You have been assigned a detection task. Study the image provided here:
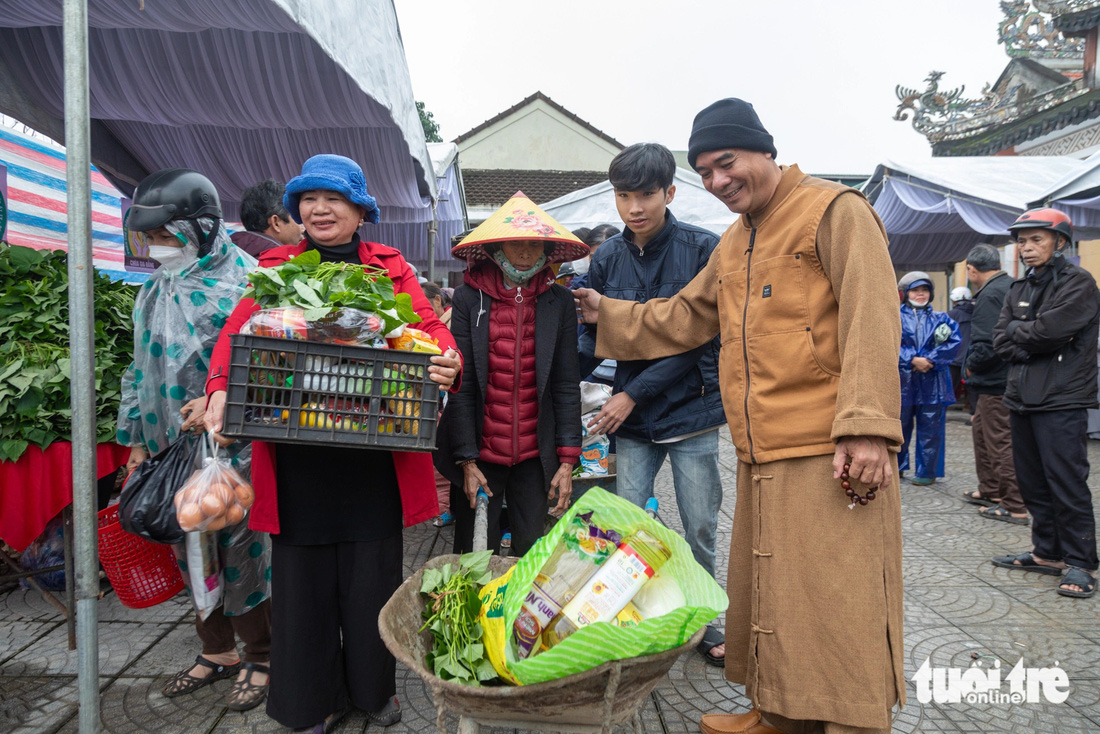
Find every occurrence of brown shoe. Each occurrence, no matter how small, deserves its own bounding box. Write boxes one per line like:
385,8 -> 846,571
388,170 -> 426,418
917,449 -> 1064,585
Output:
700,709 -> 783,734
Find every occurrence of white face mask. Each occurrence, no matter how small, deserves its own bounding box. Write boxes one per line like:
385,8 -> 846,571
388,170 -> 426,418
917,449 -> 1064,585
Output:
907,299 -> 929,309
570,256 -> 591,275
148,245 -> 194,268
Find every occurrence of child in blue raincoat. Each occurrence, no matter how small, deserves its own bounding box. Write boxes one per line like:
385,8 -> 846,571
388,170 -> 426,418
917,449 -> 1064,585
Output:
898,272 -> 961,485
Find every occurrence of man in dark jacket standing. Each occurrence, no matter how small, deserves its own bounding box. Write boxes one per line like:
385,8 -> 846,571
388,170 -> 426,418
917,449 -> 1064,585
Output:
962,245 -> 1028,524
992,209 -> 1100,598
580,143 -> 727,664
947,286 -> 974,411
230,179 -> 303,258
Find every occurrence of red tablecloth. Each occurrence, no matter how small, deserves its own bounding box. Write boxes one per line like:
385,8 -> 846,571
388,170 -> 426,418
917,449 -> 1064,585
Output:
0,442 -> 131,551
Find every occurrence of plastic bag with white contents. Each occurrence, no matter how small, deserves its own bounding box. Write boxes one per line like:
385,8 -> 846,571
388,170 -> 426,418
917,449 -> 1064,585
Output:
184,531 -> 223,620
174,435 -> 255,533
580,382 -> 612,415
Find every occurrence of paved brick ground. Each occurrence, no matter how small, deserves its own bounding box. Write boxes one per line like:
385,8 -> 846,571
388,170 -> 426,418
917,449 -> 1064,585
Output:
3,413 -> 1099,732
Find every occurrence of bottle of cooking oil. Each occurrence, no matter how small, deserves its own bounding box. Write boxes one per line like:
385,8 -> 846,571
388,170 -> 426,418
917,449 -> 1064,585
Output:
545,529 -> 671,646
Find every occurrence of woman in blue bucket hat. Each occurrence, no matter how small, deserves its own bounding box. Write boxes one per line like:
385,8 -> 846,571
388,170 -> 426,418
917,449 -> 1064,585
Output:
205,154 -> 462,732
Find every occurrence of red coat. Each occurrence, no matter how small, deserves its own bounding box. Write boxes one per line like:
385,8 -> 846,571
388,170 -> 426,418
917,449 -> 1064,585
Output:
206,240 -> 458,534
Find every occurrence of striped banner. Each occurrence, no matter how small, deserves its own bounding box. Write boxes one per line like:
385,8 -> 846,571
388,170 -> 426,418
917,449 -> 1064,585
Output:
0,121 -> 143,282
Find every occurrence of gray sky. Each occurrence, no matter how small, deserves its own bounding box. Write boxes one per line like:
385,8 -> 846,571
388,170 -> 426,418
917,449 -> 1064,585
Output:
394,0 -> 1012,174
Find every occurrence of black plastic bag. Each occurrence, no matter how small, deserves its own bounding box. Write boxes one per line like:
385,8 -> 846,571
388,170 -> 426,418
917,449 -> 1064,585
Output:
117,434 -> 197,544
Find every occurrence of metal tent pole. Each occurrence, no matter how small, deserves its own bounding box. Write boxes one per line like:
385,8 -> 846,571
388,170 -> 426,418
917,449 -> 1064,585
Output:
427,201 -> 438,284
62,0 -> 100,730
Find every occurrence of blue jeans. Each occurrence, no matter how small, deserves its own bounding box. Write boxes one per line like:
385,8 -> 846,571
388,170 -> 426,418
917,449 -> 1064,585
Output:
614,430 -> 722,578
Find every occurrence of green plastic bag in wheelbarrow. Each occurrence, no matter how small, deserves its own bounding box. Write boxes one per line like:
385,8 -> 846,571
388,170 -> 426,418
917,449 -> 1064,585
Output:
500,486 -> 728,685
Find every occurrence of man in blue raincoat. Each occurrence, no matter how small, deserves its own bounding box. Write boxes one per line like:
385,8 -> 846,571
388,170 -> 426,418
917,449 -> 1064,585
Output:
898,272 -> 961,485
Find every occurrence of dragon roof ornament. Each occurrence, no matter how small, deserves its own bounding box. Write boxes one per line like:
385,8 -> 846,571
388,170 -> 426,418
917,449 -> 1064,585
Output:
1000,1 -> 1085,58
894,2 -> 1097,143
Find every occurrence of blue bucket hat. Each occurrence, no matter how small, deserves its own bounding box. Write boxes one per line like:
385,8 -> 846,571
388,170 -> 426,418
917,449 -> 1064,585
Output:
283,154 -> 381,225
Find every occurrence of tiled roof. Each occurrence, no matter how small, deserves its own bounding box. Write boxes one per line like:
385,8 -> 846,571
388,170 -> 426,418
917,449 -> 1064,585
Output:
462,169 -> 607,206
1056,6 -> 1100,34
933,87 -> 1100,156
453,91 -> 624,150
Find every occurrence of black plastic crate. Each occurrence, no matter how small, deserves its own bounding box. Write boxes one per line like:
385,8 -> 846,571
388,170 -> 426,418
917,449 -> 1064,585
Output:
222,334 -> 440,451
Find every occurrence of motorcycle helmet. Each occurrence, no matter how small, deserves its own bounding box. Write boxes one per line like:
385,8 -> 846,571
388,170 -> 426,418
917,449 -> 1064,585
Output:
1007,208 -> 1073,242
127,169 -> 223,255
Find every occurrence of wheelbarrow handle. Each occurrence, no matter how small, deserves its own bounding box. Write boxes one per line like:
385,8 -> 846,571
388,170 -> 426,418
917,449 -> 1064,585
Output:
472,488 -> 490,553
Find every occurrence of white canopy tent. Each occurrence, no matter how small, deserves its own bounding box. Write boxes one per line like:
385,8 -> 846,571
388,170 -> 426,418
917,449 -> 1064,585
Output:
1029,149 -> 1100,232
380,141 -> 466,279
864,156 -> 1088,270
0,0 -> 436,223
541,167 -> 738,236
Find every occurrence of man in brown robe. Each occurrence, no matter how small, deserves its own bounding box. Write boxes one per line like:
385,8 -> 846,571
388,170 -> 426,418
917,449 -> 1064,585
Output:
575,98 -> 905,734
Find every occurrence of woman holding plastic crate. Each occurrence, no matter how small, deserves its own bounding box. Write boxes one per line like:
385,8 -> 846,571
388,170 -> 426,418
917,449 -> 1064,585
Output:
203,155 -> 461,733
434,192 -> 586,558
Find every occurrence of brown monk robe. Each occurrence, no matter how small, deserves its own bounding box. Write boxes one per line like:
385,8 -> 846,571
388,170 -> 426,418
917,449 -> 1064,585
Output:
592,164 -> 904,732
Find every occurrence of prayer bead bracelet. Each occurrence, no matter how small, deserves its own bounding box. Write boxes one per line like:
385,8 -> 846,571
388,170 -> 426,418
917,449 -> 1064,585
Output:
841,461 -> 877,508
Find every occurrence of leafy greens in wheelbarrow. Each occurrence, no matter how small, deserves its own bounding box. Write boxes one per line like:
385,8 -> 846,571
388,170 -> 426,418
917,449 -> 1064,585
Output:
243,250 -> 421,335
419,550 -> 499,686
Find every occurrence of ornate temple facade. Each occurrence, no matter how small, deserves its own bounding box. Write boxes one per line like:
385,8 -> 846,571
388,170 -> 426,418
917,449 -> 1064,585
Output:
896,1 -> 1100,157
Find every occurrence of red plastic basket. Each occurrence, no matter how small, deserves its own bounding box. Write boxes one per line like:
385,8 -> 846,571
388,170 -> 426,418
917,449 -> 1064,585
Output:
97,505 -> 184,609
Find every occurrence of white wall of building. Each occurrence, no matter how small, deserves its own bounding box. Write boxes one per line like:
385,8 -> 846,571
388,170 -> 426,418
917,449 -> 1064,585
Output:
457,98 -> 621,171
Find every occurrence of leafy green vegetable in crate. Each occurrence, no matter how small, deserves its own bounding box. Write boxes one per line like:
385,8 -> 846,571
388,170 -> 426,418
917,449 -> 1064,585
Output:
0,245 -> 137,462
419,550 -> 499,685
243,250 -> 421,335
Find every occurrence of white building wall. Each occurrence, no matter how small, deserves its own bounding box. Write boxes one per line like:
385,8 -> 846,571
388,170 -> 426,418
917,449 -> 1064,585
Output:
457,99 -> 620,171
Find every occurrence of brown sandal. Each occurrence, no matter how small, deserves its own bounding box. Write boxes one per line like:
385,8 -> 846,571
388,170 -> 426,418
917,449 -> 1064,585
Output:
226,661 -> 270,711
162,655 -> 241,697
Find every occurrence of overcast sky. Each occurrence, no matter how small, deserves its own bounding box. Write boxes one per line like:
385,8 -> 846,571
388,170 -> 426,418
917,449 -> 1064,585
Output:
394,0 -> 1013,174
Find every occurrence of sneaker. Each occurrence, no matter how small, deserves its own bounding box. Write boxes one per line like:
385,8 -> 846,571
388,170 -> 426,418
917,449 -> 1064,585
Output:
432,512 -> 454,527
500,532 -> 512,550
366,697 -> 402,727
910,476 -> 935,486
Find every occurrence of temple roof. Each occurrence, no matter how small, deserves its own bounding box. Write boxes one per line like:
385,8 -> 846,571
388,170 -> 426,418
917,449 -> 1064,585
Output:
1055,2 -> 1100,34
893,1 -> 1099,152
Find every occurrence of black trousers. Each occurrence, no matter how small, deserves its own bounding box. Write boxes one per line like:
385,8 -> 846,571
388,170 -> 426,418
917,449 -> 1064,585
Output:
266,535 -> 402,729
452,457 -> 546,556
1011,409 -> 1098,571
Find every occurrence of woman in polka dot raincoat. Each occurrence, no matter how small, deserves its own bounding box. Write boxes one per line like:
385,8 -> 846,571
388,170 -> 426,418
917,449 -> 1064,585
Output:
116,169 -> 272,712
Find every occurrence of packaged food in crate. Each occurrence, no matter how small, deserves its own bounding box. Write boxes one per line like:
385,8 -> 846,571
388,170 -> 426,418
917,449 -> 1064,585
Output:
222,334 -> 440,451
244,307 -> 386,347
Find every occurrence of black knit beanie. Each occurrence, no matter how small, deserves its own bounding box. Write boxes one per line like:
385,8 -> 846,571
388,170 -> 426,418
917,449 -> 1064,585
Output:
687,98 -> 777,169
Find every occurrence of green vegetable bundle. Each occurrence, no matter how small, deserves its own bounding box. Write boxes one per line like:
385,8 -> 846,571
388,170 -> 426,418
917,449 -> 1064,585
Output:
0,244 -> 137,462
243,250 -> 421,335
419,550 -> 498,685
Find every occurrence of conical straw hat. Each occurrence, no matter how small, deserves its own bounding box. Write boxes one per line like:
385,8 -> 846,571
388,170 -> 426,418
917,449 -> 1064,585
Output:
452,191 -> 589,264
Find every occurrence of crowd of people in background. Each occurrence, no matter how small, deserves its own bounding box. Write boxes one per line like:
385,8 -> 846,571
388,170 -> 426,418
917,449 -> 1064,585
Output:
111,96 -> 1100,734
888,209 -> 1099,602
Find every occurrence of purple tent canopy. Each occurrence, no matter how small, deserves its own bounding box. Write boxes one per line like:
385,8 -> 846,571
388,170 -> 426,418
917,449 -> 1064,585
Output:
865,157 -> 1086,270
0,0 -> 436,225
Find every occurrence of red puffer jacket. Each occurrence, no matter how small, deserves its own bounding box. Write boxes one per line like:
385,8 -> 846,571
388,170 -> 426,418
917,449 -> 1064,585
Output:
471,265 -> 542,465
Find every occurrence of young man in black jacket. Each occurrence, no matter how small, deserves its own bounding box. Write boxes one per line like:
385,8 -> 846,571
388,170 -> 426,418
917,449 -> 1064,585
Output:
963,244 -> 1028,524
579,143 -> 727,662
991,210 -> 1100,598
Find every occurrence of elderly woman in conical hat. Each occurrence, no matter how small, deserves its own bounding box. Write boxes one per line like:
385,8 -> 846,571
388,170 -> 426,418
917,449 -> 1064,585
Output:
434,192 -> 589,556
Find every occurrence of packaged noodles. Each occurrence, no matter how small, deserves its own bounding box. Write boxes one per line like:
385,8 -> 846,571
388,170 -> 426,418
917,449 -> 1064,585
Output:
511,513 -> 619,659
544,529 -> 671,646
